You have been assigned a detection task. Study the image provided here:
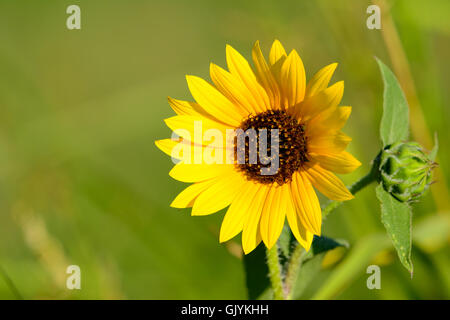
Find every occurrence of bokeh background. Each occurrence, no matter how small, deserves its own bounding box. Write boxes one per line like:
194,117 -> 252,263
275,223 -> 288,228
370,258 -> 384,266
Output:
0,0 -> 449,299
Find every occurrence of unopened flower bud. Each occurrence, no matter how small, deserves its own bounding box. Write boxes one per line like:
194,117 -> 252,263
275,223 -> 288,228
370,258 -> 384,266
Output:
379,141 -> 436,202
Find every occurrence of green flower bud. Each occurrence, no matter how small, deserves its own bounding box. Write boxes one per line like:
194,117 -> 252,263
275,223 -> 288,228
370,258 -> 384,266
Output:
379,141 -> 436,202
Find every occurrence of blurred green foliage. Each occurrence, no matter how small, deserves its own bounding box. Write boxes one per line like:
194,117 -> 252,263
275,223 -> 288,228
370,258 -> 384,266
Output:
0,0 -> 448,299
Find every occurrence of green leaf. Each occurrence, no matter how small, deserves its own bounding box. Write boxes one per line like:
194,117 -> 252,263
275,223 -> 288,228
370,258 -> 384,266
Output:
376,58 -> 410,146
291,236 -> 348,299
243,243 -> 270,300
306,236 -> 349,259
430,133 -> 439,161
291,252 -> 324,299
376,184 -> 413,274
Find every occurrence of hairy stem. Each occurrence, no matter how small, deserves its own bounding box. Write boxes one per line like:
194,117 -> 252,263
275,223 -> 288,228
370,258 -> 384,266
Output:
266,244 -> 285,300
284,245 -> 306,300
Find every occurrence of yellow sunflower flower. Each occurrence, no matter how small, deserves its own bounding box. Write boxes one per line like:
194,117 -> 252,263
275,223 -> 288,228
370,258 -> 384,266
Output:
156,40 -> 361,254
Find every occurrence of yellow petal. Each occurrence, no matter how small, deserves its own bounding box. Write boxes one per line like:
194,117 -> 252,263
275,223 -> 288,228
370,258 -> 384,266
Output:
155,138 -> 230,165
293,81 -> 344,121
186,75 -> 245,126
169,163 -> 232,183
304,164 -> 354,201
161,128 -> 231,166
305,63 -> 338,98
269,39 -> 287,66
226,45 -> 270,112
220,181 -> 262,242
280,49 -> 306,108
260,185 -> 286,249
210,63 -> 261,115
284,183 -> 314,251
167,97 -> 211,119
164,115 -> 229,145
242,184 -> 271,254
252,40 -> 281,109
290,171 -> 322,235
308,131 -> 352,154
268,40 -> 287,98
310,151 -> 361,174
171,179 -> 217,208
307,106 -> 352,137
155,138 -> 181,159
192,170 -> 245,216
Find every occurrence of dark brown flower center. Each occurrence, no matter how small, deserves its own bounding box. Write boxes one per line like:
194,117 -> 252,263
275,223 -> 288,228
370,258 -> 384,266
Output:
235,109 -> 308,185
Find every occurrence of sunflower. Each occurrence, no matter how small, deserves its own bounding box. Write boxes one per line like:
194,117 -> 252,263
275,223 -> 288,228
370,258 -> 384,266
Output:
156,40 -> 361,254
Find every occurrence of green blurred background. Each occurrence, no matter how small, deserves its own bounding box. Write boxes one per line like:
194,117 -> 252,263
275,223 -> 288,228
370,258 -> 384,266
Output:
0,0 -> 449,299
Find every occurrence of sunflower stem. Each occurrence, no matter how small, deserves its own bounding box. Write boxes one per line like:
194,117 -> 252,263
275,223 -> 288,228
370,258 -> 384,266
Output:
284,245 -> 307,300
266,244 -> 285,300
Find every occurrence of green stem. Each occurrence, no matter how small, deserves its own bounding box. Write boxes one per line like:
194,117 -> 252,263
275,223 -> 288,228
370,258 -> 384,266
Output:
266,244 -> 285,300
284,245 -> 306,300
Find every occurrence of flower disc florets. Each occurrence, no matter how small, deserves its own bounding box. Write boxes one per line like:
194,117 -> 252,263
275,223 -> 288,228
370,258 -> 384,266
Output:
236,109 -> 308,185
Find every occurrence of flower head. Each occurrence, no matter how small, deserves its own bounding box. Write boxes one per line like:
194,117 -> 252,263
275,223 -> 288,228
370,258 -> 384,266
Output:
156,40 -> 361,254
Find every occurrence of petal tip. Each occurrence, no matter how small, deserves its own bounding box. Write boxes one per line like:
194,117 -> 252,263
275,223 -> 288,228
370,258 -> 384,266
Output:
169,202 -> 177,208
168,166 -> 178,179
253,40 -> 261,49
266,239 -> 276,251
170,198 -> 182,208
154,139 -> 165,150
219,227 -> 234,243
185,74 -> 197,83
225,44 -> 236,55
334,80 -> 344,89
288,49 -> 300,58
242,246 -> 254,255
